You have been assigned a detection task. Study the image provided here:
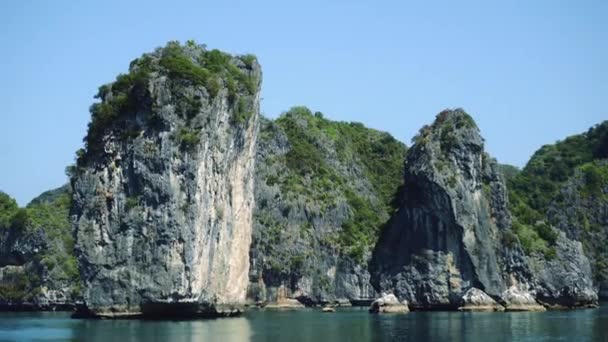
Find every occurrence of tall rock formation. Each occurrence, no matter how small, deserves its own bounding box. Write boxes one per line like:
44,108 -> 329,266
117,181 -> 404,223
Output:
540,162 -> 608,302
508,121 -> 607,302
71,41 -> 261,317
5,39 -> 601,313
371,109 -> 597,309
248,108 -> 407,305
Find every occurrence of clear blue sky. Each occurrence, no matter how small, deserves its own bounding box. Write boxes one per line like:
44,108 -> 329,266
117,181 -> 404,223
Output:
1,0 -> 606,205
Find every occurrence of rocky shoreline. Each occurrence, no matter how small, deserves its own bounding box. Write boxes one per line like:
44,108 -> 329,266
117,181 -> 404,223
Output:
0,296 -> 601,318
0,303 -> 76,312
69,303 -> 244,319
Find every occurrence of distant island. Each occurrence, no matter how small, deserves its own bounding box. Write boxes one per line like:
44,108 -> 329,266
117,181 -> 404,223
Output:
0,41 -> 606,317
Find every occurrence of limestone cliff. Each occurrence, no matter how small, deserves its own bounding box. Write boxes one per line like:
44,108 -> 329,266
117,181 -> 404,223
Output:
370,109 -> 597,309
0,186 -> 79,309
248,108 -> 407,305
543,161 -> 608,302
5,39 -> 602,313
508,122 -> 607,302
71,41 -> 261,317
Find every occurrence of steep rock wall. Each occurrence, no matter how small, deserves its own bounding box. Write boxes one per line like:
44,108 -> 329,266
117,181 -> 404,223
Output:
248,109 -> 407,305
371,109 -> 597,309
72,42 -> 261,317
371,109 -> 517,308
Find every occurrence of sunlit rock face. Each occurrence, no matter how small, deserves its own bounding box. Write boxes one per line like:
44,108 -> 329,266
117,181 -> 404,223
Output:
72,42 -> 261,317
458,287 -> 504,312
246,109 -> 407,306
371,109 -> 597,310
371,109 -> 517,309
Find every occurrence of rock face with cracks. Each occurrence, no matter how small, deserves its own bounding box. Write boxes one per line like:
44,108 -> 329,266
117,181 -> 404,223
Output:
247,108 -> 407,306
371,109 -> 597,310
371,109 -> 523,309
71,42 -> 261,318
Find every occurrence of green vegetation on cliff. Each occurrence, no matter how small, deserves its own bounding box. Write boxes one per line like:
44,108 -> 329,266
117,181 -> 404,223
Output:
26,186 -> 79,286
509,121 -> 607,213
276,107 -> 405,214
412,109 -> 477,150
507,121 -> 608,276
0,192 -> 21,230
80,40 -> 258,162
580,162 -> 608,197
0,186 -> 79,302
262,107 -> 407,261
499,164 -> 520,181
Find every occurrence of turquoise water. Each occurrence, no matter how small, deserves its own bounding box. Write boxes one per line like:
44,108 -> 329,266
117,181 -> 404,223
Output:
0,305 -> 606,342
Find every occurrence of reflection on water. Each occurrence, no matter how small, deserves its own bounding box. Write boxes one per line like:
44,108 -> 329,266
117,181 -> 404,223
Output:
70,316 -> 252,342
0,314 -> 252,342
367,309 -> 608,342
0,305 -> 606,342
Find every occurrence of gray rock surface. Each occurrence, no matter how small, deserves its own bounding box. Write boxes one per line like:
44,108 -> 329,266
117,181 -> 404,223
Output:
369,293 -> 409,313
262,285 -> 305,309
72,42 -> 261,318
529,230 -> 598,308
370,109 -> 598,310
545,162 -> 608,302
458,287 -> 504,311
371,109 -> 524,309
505,123 -> 607,302
502,286 -> 545,312
247,109 -> 407,306
0,226 -> 46,268
0,227 -> 48,308
321,305 -> 336,312
0,186 -> 78,310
